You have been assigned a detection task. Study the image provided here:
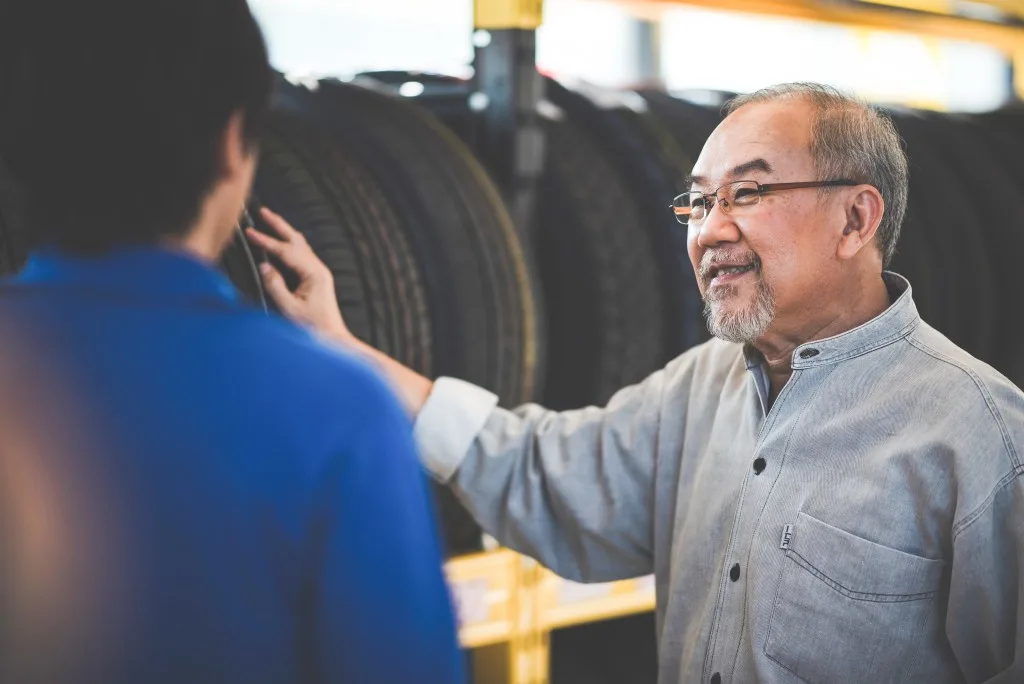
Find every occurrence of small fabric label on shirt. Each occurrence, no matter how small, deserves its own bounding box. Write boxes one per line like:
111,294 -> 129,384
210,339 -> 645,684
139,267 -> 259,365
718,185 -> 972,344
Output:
780,524 -> 794,550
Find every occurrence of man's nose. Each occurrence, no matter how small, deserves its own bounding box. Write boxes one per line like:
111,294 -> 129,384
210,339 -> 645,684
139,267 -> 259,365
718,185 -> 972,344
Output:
695,201 -> 741,248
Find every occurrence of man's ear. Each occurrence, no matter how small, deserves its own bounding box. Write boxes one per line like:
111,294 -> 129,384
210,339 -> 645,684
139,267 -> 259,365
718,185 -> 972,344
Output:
837,185 -> 885,262
216,110 -> 249,179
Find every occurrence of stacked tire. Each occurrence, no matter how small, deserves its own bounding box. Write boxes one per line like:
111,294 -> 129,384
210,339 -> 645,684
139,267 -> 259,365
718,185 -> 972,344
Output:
304,79 -> 540,407
365,74 -> 704,410
252,110 -> 435,375
252,79 -> 543,556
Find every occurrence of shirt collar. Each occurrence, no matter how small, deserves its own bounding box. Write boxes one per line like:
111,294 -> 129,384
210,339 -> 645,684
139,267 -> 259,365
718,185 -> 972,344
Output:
743,272 -> 919,370
11,246 -> 239,306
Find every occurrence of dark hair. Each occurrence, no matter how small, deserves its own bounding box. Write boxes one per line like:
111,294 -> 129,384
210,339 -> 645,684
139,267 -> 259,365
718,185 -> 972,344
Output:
0,0 -> 271,253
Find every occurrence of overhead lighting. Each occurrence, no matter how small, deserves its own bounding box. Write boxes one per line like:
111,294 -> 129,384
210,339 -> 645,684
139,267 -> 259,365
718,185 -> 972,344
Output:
399,81 -> 426,97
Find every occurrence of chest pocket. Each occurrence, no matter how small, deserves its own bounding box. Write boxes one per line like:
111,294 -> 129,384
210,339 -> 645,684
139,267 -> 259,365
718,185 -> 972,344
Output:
764,511 -> 944,684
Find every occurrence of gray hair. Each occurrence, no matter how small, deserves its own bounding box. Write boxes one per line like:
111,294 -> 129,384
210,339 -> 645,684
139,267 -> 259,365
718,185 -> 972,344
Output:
724,83 -> 908,268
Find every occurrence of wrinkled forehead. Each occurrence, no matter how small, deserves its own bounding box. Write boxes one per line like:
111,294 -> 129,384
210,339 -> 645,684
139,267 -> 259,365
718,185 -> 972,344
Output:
689,100 -> 817,189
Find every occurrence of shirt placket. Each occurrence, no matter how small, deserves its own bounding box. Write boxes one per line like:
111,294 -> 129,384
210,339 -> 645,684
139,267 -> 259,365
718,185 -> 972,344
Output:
702,366 -> 798,684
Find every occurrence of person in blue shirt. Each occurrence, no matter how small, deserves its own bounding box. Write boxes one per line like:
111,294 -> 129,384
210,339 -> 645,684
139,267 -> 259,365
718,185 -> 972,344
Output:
0,2 -> 464,683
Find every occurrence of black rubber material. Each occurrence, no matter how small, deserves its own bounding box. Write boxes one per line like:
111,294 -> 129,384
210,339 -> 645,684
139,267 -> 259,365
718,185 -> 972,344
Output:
219,227 -> 267,310
254,123 -> 373,345
264,93 -> 512,557
257,111 -> 433,372
639,90 -> 722,162
253,112 -> 491,556
281,77 -> 540,554
374,75 -> 669,410
910,113 -> 997,360
948,111 -> 1024,386
537,111 -> 666,409
886,197 -> 937,331
545,80 -> 704,358
275,78 -> 539,409
0,156 -> 26,276
353,70 -> 550,391
889,111 -> 995,361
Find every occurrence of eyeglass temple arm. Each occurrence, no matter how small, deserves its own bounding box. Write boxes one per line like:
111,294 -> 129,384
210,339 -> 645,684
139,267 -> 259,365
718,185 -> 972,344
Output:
759,179 -> 858,192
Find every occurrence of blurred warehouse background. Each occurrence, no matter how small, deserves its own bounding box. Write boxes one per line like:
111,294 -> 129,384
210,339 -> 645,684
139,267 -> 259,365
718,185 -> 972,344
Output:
1,1 -> 1023,682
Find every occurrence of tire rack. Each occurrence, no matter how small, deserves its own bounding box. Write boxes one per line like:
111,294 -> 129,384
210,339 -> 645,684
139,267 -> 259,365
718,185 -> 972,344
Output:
444,549 -> 657,684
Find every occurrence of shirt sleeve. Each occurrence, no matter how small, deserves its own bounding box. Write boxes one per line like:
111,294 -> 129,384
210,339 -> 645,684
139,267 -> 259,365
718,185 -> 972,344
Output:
414,369 -> 670,584
310,370 -> 465,684
945,471 -> 1024,683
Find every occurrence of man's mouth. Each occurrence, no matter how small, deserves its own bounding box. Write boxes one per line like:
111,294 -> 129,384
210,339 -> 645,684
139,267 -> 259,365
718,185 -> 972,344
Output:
706,262 -> 756,288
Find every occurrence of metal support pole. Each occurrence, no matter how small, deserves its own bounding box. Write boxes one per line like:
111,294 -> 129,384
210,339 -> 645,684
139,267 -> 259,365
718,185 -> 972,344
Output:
1013,44 -> 1024,100
472,0 -> 546,237
634,18 -> 664,86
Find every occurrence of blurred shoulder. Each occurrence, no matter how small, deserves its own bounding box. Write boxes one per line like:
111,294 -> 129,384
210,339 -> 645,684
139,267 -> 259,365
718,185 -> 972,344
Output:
235,312 -> 404,417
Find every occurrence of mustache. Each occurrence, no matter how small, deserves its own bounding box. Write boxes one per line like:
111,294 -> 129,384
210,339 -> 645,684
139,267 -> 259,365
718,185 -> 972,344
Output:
699,251 -> 762,284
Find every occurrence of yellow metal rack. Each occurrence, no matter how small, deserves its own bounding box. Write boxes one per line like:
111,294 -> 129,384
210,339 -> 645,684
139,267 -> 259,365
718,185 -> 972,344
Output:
620,0 -> 1024,52
472,0 -> 1024,100
444,550 -> 657,684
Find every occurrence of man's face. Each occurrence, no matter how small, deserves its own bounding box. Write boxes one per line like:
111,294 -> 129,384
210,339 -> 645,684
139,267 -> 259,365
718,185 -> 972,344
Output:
687,99 -> 845,345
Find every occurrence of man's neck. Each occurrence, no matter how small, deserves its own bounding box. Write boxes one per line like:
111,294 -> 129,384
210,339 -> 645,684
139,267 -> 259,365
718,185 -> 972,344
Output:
162,220 -> 233,264
756,274 -> 892,402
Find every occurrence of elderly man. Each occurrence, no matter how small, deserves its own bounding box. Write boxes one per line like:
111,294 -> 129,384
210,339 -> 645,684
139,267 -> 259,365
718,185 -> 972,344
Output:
251,83 -> 1024,683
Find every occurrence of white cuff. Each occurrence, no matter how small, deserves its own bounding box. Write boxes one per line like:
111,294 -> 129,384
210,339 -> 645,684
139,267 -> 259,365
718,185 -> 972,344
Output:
414,377 -> 499,482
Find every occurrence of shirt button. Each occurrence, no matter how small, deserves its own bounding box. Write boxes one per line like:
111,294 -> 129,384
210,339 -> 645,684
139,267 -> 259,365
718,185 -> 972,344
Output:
730,563 -> 741,582
711,674 -> 722,684
753,457 -> 766,474
799,348 -> 820,359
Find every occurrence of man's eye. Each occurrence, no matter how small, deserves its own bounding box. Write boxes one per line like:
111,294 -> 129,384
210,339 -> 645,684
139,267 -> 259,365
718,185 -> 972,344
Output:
733,188 -> 759,203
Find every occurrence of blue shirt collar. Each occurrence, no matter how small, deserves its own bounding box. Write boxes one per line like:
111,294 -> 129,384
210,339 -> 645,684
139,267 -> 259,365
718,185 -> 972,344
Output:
12,246 -> 239,306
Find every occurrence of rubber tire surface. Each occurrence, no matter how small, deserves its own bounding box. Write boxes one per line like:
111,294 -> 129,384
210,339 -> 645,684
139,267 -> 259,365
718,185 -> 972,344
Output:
546,80 -> 704,357
919,112 -> 1022,378
0,156 -> 27,276
639,90 -> 721,162
256,111 -> 433,372
282,78 -> 539,408
890,111 -> 994,360
965,109 -> 1024,387
537,113 -> 665,409
255,108 -> 488,555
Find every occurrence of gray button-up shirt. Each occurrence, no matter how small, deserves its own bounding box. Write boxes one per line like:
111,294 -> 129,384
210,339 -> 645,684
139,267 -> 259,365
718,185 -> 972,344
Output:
414,274 -> 1024,683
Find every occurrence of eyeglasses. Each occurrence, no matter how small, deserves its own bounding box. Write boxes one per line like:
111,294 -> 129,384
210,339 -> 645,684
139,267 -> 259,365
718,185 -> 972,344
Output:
671,179 -> 858,225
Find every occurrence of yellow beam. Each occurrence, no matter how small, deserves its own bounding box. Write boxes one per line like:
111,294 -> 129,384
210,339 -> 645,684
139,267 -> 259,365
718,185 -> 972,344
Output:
619,0 -> 1024,53
871,0 -> 953,12
977,1 -> 1024,20
866,0 -> 1024,18
474,0 -> 545,29
1015,44 -> 1024,98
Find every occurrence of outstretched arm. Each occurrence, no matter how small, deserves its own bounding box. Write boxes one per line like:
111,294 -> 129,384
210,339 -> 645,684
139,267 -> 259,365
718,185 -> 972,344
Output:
250,208 -> 666,581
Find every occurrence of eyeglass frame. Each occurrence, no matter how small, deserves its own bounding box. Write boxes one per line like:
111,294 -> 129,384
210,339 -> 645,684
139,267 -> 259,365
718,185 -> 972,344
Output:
671,179 -> 860,225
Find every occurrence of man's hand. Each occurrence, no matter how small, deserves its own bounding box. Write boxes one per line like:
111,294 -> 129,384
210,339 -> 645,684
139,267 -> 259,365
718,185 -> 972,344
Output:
245,207 -> 352,343
247,207 -> 434,415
